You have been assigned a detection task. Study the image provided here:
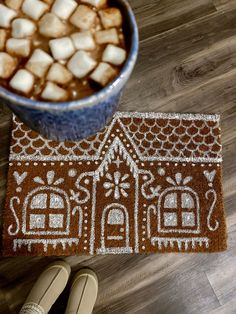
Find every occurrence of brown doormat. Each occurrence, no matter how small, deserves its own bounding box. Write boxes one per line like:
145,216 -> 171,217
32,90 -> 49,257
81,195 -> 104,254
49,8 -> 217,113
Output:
3,112 -> 227,256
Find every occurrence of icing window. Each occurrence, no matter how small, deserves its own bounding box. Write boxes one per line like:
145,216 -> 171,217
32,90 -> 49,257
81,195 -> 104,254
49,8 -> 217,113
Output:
164,193 -> 177,208
30,193 -> 47,209
107,209 -> 124,225
49,193 -> 64,209
181,193 -> 194,209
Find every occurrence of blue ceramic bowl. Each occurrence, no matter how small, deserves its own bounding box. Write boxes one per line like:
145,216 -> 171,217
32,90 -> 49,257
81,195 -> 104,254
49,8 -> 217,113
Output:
0,0 -> 139,141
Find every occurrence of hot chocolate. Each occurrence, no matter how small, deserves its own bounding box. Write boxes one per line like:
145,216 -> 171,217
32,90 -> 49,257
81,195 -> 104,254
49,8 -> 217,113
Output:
0,0 -> 127,101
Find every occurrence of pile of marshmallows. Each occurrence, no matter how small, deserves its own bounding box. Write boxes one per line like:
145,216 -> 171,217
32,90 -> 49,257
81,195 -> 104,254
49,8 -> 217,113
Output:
0,0 -> 127,101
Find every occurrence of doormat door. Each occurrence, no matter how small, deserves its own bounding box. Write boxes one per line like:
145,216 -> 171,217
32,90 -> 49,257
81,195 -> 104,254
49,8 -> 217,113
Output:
3,112 -> 227,256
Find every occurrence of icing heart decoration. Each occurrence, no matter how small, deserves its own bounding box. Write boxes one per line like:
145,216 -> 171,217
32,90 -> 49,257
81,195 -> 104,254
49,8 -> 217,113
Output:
203,170 -> 216,183
13,171 -> 27,185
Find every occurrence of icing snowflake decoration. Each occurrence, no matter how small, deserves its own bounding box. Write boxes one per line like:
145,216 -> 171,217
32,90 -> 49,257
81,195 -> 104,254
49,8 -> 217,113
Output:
103,172 -> 130,199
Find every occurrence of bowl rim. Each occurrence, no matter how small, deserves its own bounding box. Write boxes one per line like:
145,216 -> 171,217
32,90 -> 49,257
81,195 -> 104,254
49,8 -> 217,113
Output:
0,0 -> 139,112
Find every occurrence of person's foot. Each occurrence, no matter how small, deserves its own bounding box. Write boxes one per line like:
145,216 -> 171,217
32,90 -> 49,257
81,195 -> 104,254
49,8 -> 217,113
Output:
65,268 -> 98,314
20,260 -> 71,314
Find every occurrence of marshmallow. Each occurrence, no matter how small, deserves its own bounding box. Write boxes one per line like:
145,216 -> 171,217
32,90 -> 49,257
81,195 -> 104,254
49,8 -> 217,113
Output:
22,0 -> 49,21
70,5 -> 97,30
52,0 -> 77,20
102,44 -> 126,65
49,37 -> 75,60
90,62 -> 117,86
71,31 -> 95,50
99,8 -> 122,29
39,13 -> 67,38
0,4 -> 17,28
0,52 -> 17,78
67,51 -> 97,78
47,63 -> 73,84
95,28 -> 119,45
41,82 -> 68,101
12,19 -> 36,38
81,0 -> 107,8
10,69 -> 34,94
6,38 -> 31,57
5,0 -> 23,10
26,48 -> 53,78
0,30 -> 7,50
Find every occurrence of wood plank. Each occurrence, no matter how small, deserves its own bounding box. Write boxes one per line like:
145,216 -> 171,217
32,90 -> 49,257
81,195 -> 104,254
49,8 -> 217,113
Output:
210,298 -> 236,313
0,289 -> 11,314
213,0 -> 236,11
131,0 -> 216,40
0,106 -> 11,230
94,257 -> 220,313
120,8 -> 236,111
206,229 -> 236,305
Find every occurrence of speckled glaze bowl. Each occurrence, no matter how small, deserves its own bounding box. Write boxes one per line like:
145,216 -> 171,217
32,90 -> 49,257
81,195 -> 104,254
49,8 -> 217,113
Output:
0,0 -> 138,141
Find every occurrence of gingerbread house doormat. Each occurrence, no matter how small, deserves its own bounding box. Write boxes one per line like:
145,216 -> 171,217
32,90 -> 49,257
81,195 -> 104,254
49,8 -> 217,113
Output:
3,112 -> 227,256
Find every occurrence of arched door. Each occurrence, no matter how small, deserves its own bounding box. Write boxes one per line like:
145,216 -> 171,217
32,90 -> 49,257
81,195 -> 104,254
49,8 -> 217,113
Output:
100,204 -> 130,251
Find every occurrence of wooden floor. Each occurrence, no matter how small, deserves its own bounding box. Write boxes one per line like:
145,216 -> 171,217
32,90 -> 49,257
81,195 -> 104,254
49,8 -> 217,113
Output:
1,0 -> 236,313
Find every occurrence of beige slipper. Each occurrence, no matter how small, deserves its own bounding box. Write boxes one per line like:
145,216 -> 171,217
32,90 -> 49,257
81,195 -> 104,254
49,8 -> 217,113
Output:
20,260 -> 71,314
65,268 -> 98,314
